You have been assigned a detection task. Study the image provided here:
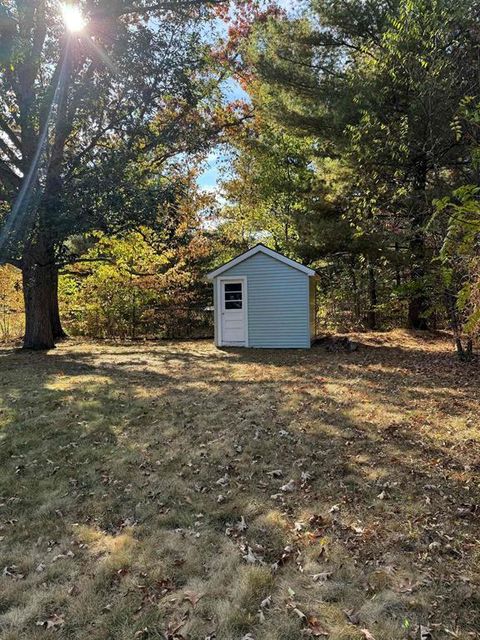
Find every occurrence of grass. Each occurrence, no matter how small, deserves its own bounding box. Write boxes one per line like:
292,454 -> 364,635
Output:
0,331 -> 479,640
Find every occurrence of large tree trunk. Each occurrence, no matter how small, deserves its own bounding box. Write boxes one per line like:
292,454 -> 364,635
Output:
22,238 -> 56,350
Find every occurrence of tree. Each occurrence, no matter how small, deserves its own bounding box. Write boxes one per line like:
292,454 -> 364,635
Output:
59,165 -> 216,338
0,0 -> 221,349
0,263 -> 22,341
219,120 -> 318,254
231,0 -> 480,329
434,184 -> 480,358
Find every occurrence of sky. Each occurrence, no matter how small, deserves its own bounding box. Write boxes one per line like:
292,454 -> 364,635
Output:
197,150 -> 223,192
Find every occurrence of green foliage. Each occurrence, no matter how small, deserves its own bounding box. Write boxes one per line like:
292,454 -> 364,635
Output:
58,175 -> 216,339
0,0 -> 223,348
221,0 -> 480,334
60,229 -> 215,339
0,264 -> 22,341
1,1 -> 217,255
220,122 -> 320,255
434,182 -> 480,340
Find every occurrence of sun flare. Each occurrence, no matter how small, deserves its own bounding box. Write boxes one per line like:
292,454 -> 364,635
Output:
61,4 -> 86,32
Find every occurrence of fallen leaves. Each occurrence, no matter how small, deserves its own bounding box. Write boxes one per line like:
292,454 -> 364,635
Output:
307,617 -> 330,637
286,601 -> 330,637
271,544 -> 298,572
420,625 -> 432,640
312,571 -> 332,583
134,578 -> 176,616
241,544 -> 263,565
266,469 -> 283,478
344,609 -> 360,625
258,595 -> 272,623
182,590 -> 204,607
225,516 -> 247,537
2,337 -> 480,640
456,503 -> 479,518
215,473 -> 229,487
280,479 -> 296,493
36,614 -> 65,631
52,550 -> 75,562
3,565 -> 24,580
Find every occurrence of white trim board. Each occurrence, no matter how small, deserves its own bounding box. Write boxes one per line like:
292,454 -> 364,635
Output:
207,244 -> 317,280
216,276 -> 249,347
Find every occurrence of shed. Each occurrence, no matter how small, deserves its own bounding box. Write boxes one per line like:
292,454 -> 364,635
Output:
207,244 -> 318,349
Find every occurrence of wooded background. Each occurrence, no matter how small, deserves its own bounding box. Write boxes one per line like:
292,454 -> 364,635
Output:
0,0 -> 479,355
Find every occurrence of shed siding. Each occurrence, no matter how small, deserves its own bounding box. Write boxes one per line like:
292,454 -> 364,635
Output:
218,252 -> 310,348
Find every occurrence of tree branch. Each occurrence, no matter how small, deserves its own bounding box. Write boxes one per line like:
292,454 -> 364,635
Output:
0,116 -> 22,151
93,0 -> 226,18
0,138 -> 22,171
0,159 -> 21,190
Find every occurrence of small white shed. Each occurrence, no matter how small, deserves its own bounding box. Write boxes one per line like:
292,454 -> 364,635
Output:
207,244 -> 318,349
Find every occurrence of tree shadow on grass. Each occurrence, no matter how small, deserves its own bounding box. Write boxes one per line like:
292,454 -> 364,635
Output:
0,339 -> 479,639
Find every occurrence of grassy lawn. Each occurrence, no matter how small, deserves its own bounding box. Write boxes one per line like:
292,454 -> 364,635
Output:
0,332 -> 479,640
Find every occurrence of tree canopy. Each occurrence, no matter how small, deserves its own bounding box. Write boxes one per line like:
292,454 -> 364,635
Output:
0,0 -> 223,348
0,0 -> 479,354
215,0 -> 480,342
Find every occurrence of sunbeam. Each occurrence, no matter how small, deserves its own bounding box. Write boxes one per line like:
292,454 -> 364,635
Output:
83,36 -> 119,75
0,0 -> 124,260
0,40 -> 73,256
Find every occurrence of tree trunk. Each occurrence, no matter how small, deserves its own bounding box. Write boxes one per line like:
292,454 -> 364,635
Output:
22,239 -> 56,350
394,241 -> 401,288
367,262 -> 377,330
407,159 -> 429,330
350,257 -> 361,323
407,233 -> 429,330
50,266 -> 67,339
407,292 -> 429,330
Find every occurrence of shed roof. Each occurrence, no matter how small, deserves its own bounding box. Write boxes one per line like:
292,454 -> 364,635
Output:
207,243 -> 317,280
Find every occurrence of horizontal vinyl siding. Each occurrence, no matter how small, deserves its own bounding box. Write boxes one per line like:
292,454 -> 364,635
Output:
219,252 -> 310,348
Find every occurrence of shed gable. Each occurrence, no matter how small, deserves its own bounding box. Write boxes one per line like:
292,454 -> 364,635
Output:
207,243 -> 316,280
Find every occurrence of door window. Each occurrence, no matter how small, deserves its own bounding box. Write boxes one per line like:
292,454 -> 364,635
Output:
224,282 -> 242,310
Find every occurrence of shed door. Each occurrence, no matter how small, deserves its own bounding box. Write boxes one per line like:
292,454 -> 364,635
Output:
220,280 -> 246,345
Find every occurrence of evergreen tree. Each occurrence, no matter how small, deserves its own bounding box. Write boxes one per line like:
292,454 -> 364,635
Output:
228,0 -> 480,329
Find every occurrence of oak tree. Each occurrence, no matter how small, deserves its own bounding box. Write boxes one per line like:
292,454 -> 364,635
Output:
0,0 -> 220,349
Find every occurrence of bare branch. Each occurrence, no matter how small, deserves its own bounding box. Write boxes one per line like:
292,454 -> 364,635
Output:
0,138 -> 22,171
0,158 -> 21,190
0,115 -> 22,151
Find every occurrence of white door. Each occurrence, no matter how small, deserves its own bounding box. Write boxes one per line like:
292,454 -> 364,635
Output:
220,280 -> 246,345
